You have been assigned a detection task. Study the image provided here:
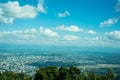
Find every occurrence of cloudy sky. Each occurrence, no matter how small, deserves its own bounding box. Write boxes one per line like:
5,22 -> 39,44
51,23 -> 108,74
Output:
0,0 -> 120,47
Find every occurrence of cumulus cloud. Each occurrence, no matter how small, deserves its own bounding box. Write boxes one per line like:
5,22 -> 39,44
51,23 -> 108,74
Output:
0,28 -> 38,40
0,28 -> 120,47
24,28 -> 38,34
115,0 -> 120,12
86,30 -> 96,34
39,27 -> 58,37
56,25 -> 83,32
37,0 -> 47,13
0,26 -> 58,41
0,1 -> 37,18
63,35 -> 80,41
0,16 -> 14,24
0,0 -> 47,24
105,31 -> 120,41
100,18 -> 118,27
58,11 -> 70,18
85,36 -> 99,41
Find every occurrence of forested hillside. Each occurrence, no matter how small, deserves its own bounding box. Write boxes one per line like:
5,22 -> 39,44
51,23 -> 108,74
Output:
0,66 -> 116,80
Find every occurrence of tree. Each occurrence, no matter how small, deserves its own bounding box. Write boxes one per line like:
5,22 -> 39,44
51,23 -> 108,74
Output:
0,71 -> 29,80
69,66 -> 81,80
34,66 -> 117,80
34,68 -> 47,80
58,66 -> 70,80
107,68 -> 116,80
45,66 -> 59,80
34,66 -> 59,80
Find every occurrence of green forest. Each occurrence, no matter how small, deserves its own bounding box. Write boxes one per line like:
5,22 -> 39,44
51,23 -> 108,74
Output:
0,66 -> 117,80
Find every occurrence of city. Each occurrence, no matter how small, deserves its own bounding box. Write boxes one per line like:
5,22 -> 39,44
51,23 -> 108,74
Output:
0,49 -> 120,77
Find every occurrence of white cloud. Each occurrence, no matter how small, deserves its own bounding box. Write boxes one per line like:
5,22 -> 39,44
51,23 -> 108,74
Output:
37,0 -> 47,13
0,1 -> 37,18
0,32 -> 3,37
63,35 -> 80,41
115,0 -> 120,12
0,8 -> 2,15
24,28 -> 37,34
0,27 -> 59,45
56,25 -> 83,32
39,27 -> 58,37
105,31 -> 120,41
58,11 -> 70,18
0,0 -> 47,24
0,15 -> 14,24
100,18 -> 118,27
11,30 -> 23,37
0,27 -> 120,47
86,30 -> 96,34
1,31 -> 11,35
85,36 -> 99,41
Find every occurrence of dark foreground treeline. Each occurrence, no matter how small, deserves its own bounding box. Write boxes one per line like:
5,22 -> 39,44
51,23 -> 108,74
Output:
0,66 -> 117,80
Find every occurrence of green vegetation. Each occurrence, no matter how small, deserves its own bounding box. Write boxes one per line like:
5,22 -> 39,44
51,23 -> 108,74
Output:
34,66 -> 116,80
0,66 -> 116,80
0,71 -> 30,80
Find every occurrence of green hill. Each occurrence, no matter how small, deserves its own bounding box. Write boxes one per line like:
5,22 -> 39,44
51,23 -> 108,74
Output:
0,66 -> 116,80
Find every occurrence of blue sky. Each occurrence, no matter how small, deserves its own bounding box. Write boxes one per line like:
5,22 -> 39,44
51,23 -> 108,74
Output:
0,0 -> 120,47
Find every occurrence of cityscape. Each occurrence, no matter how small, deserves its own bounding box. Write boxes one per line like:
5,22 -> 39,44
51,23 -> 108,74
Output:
0,0 -> 120,80
0,46 -> 120,77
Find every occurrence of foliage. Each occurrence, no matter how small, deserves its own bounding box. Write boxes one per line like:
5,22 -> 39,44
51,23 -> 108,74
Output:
0,71 -> 30,80
0,67 -> 116,80
34,66 -> 116,80
34,66 -> 59,80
